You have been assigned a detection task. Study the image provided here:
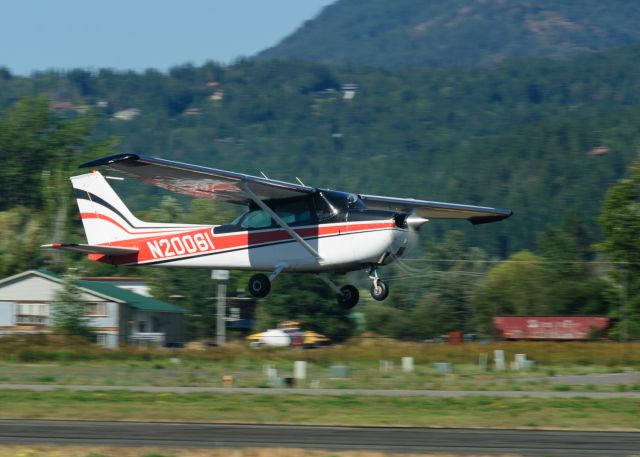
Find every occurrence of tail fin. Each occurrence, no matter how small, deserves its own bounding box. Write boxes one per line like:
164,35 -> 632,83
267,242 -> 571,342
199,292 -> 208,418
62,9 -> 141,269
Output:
71,171 -> 196,245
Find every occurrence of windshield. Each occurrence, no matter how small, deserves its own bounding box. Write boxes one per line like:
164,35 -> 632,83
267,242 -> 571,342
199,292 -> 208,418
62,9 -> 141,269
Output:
323,190 -> 367,210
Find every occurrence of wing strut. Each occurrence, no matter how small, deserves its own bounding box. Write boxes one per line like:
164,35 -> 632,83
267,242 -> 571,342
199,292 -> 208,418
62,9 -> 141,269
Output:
241,183 -> 322,261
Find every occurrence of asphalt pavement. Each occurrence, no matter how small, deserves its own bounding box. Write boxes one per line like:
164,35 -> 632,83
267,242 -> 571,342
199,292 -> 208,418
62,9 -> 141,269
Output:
0,420 -> 638,456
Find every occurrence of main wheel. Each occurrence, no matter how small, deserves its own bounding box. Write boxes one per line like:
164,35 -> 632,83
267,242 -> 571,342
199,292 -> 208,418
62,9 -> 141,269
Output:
337,284 -> 359,309
370,280 -> 389,301
248,273 -> 271,298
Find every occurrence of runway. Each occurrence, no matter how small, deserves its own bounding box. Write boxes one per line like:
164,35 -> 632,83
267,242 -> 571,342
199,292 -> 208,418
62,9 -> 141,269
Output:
0,420 -> 638,456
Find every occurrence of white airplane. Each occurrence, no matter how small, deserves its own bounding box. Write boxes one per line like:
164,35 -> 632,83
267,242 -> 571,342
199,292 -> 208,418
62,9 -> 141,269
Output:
44,154 -> 512,308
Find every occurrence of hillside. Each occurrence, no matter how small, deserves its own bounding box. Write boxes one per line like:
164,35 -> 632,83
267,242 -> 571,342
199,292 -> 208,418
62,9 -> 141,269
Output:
2,46 -> 640,257
257,0 -> 640,68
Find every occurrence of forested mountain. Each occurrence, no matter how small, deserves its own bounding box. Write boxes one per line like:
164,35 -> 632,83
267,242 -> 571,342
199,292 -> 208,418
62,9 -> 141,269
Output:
257,0 -> 640,68
3,43 -> 640,338
2,45 -> 640,257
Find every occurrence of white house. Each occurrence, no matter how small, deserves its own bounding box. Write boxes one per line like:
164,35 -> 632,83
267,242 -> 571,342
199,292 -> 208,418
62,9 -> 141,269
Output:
0,270 -> 185,348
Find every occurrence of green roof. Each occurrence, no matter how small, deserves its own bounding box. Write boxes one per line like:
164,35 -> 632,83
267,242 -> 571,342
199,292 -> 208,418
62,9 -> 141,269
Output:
37,270 -> 185,313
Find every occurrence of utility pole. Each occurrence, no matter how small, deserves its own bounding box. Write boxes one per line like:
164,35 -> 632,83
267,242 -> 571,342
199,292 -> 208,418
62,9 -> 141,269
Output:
618,263 -> 628,343
212,270 -> 229,346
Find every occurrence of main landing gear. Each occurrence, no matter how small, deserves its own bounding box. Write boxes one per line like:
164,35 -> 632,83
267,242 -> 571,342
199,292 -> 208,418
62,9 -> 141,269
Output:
248,273 -> 270,298
338,285 -> 359,309
248,263 -> 286,299
318,274 -> 360,310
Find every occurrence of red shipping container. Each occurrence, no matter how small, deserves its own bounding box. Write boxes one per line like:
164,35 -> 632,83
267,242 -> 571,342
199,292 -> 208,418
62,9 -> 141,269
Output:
493,316 -> 609,340
448,331 -> 463,345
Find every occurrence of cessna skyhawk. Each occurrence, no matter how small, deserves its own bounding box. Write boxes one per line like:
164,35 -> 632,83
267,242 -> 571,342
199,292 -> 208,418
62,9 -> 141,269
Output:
43,154 -> 512,308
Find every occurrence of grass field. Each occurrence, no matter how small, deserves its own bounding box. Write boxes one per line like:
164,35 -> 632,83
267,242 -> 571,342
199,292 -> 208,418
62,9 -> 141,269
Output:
0,390 -> 638,430
0,446 -> 520,457
0,338 -> 638,393
2,336 -> 639,366
0,359 -> 638,392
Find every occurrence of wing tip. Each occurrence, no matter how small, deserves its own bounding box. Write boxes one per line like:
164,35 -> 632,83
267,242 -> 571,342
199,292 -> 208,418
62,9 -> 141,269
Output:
469,209 -> 514,225
79,153 -> 140,169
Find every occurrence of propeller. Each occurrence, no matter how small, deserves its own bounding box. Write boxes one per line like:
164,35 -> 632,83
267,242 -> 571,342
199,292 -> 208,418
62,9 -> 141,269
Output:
405,215 -> 429,252
386,214 -> 429,275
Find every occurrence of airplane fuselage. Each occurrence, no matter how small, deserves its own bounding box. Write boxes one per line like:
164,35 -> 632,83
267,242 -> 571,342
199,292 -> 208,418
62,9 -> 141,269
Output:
92,214 -> 409,273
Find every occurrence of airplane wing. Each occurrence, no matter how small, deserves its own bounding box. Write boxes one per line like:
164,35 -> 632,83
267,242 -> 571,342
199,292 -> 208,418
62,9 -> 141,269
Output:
79,154 -> 512,224
79,154 -> 316,205
41,243 -> 139,255
359,194 -> 512,225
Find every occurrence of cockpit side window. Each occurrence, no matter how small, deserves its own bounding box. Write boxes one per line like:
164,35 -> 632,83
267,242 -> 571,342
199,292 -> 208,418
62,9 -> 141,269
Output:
273,199 -> 313,225
236,197 -> 316,229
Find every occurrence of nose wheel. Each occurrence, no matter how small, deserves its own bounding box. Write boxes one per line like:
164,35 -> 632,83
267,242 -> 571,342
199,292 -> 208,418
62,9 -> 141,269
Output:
369,267 -> 389,301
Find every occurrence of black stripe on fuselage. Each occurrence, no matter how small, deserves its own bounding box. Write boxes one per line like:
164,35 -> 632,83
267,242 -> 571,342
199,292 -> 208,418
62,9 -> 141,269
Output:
125,227 -> 405,267
74,189 -> 194,230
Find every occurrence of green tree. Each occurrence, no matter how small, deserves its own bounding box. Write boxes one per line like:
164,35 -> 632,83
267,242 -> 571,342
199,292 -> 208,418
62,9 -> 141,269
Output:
52,272 -> 94,339
598,158 -> 640,338
0,208 -> 46,278
470,251 -> 550,336
0,96 -> 116,273
537,224 -> 607,316
362,302 -> 412,340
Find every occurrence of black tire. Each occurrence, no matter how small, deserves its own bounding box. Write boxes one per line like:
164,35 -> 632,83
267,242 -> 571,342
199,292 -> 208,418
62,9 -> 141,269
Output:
337,284 -> 359,309
370,280 -> 389,301
248,273 -> 271,298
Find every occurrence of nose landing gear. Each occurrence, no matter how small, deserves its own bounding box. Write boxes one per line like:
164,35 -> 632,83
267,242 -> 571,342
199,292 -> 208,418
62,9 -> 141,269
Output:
369,267 -> 389,301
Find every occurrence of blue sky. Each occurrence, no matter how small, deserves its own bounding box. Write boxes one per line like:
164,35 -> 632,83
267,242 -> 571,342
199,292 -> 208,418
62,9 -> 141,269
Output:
0,0 -> 334,75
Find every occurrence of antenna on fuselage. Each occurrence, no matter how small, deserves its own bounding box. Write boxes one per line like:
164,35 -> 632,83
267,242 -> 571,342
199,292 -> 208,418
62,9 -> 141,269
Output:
295,177 -> 306,186
259,171 -> 269,180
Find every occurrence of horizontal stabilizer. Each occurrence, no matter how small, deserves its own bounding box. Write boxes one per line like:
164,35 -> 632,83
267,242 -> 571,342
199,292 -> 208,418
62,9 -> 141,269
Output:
41,243 -> 138,255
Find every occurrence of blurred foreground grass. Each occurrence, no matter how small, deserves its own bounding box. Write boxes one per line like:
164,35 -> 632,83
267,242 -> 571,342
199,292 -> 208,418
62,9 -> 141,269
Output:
0,390 -> 638,430
1,335 -> 638,366
0,446 -> 521,457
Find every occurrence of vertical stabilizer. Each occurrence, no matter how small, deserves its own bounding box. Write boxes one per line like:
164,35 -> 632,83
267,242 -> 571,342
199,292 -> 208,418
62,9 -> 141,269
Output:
71,171 -> 198,245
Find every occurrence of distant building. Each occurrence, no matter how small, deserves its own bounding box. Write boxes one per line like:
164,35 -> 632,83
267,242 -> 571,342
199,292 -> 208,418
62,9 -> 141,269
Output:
182,107 -> 202,116
209,90 -> 224,102
0,270 -> 185,348
341,83 -> 359,100
80,276 -> 150,297
112,108 -> 141,121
